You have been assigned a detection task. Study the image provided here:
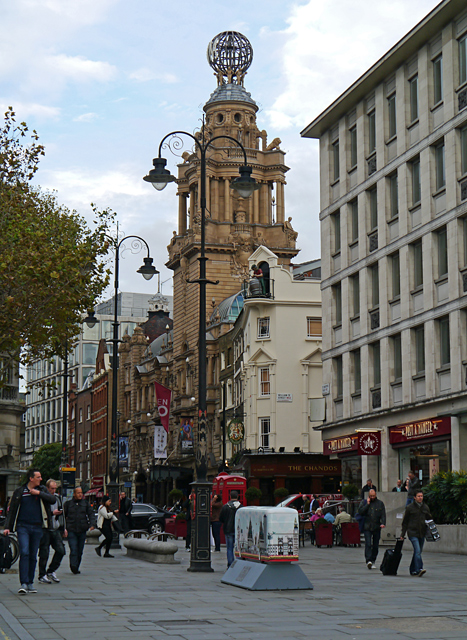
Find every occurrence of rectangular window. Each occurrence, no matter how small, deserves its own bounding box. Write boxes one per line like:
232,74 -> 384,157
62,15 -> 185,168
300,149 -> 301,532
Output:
413,240 -> 423,288
410,75 -> 419,122
87,431 -> 90,449
415,325 -> 425,373
86,405 -> 90,420
332,211 -> 341,253
368,110 -> 376,153
79,434 -> 82,452
373,342 -> 381,387
389,173 -> 399,218
437,226 -> 448,277
392,252 -> 400,298
393,334 -> 402,381
257,317 -> 270,339
435,142 -> 445,190
350,126 -> 357,168
371,263 -> 379,307
333,140 -> 340,181
307,318 -> 322,337
439,316 -> 450,366
335,356 -> 343,397
388,94 -> 396,138
461,126 -> 467,175
369,187 -> 378,230
259,367 -> 270,396
260,417 -> 270,448
353,349 -> 361,393
433,55 -> 443,104
412,158 -> 421,205
463,218 -> 467,266
334,283 -> 342,324
350,199 -> 358,242
351,273 -> 360,317
460,34 -> 467,86
79,408 -> 83,423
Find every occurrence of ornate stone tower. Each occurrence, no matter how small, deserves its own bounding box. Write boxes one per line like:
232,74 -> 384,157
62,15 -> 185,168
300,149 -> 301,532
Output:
167,31 -> 299,456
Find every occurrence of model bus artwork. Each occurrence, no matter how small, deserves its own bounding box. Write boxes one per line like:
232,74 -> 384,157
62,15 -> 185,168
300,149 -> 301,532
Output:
235,507 -> 299,563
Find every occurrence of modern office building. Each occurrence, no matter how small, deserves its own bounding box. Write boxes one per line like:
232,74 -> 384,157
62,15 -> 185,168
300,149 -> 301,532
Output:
302,0 -> 467,490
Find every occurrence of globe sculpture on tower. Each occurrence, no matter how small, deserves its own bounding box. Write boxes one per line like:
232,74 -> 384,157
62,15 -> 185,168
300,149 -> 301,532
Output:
207,31 -> 253,86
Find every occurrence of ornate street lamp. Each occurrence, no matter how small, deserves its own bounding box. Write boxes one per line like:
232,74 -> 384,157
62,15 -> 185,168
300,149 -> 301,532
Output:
85,236 -> 158,513
144,131 -> 258,572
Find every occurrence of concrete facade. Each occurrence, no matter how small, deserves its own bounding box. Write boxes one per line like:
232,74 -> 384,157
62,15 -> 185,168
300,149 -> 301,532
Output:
302,0 -> 467,491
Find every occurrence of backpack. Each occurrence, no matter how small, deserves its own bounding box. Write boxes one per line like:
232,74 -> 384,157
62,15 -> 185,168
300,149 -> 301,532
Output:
0,535 -> 13,571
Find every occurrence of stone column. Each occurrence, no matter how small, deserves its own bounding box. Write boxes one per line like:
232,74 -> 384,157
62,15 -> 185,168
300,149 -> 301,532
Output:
224,178 -> 230,221
178,193 -> 187,235
277,182 -> 285,223
212,178 -> 219,220
253,186 -> 260,224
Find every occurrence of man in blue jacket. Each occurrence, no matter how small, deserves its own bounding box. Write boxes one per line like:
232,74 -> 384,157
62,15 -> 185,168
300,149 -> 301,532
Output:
3,469 -> 55,594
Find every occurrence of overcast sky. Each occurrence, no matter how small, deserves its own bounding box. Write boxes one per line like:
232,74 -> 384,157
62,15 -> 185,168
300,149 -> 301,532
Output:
1,0 -> 441,299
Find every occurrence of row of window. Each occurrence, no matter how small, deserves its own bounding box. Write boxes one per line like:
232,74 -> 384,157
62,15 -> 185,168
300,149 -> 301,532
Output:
331,34 -> 467,183
333,315 -> 451,400
26,424 -> 62,449
331,127 -> 467,256
257,317 -> 322,339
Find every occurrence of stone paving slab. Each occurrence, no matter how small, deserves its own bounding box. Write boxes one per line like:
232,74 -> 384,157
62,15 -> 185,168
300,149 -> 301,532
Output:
0,540 -> 467,640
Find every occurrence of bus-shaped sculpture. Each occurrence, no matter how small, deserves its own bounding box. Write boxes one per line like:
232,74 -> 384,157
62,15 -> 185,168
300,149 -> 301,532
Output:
235,506 -> 299,563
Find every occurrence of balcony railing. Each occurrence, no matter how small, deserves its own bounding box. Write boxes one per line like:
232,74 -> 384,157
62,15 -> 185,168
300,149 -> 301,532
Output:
0,386 -> 18,402
242,277 -> 275,300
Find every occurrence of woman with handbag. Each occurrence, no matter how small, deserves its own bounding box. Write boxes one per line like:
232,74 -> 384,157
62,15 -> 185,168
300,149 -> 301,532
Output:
95,496 -> 118,558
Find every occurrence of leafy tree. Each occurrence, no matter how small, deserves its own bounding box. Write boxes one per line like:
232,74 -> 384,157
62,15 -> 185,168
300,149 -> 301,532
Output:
26,442 -> 62,483
0,108 -> 115,381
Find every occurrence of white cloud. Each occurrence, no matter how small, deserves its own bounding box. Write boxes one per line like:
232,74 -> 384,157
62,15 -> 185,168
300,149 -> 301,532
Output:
129,67 -> 178,84
47,54 -> 117,83
0,100 -> 60,120
73,112 -> 98,122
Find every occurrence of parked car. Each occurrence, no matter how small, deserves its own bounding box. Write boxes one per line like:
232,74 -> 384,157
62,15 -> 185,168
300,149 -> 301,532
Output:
129,503 -> 172,534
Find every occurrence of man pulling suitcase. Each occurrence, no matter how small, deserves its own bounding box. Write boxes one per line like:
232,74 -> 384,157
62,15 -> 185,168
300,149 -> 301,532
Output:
399,489 -> 432,577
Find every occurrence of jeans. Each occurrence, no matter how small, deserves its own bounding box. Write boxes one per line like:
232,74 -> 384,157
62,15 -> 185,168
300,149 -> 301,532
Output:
17,523 -> 44,585
67,531 -> 87,570
409,536 -> 425,574
225,533 -> 235,567
363,529 -> 381,563
38,529 -> 66,577
211,521 -> 222,552
97,521 -> 112,555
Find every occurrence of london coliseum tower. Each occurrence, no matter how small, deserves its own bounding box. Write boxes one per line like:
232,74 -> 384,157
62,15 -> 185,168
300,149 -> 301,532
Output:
166,31 -> 299,469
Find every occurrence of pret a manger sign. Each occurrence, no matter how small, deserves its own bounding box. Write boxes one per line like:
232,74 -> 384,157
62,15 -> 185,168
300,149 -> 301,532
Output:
389,416 -> 451,444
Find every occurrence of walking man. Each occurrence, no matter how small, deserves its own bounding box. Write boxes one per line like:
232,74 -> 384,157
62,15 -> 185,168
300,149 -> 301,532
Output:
400,490 -> 431,576
38,479 -> 66,584
3,469 -> 55,594
219,490 -> 241,568
405,471 -> 422,506
63,486 -> 96,574
358,488 -> 386,569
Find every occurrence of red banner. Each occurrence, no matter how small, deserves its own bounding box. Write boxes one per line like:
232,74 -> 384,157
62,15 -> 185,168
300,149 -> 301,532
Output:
154,382 -> 171,433
389,416 -> 451,445
323,431 -> 381,456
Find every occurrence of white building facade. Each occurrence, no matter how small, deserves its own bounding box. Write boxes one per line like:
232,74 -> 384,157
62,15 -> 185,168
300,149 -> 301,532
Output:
302,0 -> 467,491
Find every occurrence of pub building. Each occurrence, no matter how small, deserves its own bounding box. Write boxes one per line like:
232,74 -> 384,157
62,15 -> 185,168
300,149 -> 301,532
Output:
235,451 -> 341,503
323,431 -> 381,490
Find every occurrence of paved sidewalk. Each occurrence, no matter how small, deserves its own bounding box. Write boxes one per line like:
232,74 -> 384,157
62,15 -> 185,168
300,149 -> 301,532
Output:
0,539 -> 466,640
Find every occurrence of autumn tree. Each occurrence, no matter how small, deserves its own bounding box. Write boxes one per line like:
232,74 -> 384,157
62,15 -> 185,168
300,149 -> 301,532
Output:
0,108 -> 115,380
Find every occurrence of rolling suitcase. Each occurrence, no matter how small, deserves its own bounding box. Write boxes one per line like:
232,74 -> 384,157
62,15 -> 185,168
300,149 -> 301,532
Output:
380,538 -> 403,576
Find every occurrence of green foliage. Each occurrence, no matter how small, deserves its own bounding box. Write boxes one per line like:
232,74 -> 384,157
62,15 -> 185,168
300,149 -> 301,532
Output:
245,486 -> 262,502
0,108 -> 115,379
168,488 -> 184,504
175,511 -> 187,521
342,483 -> 359,500
273,487 -> 289,499
30,443 -> 62,484
423,470 -> 467,524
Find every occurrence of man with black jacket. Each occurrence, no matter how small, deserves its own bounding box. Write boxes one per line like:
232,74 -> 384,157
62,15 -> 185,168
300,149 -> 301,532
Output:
219,490 -> 241,568
400,490 -> 432,577
63,486 -> 96,574
358,488 -> 386,570
3,469 -> 55,595
405,471 -> 422,506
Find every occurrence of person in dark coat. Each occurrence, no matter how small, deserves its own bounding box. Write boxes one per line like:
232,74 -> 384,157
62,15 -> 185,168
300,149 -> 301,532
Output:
38,479 -> 66,584
360,478 -> 377,500
405,471 -> 422,505
3,469 -> 55,594
183,490 -> 195,551
63,486 -> 96,574
219,490 -> 241,568
400,490 -> 432,576
118,492 -> 132,533
210,494 -> 223,552
392,479 -> 407,492
358,489 -> 386,569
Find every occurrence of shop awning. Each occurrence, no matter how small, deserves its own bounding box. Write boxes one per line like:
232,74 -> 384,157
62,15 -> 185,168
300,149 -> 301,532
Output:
85,488 -> 104,498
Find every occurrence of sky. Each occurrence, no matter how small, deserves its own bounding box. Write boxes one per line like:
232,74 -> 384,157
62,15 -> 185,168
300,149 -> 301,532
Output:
1,0 -> 442,300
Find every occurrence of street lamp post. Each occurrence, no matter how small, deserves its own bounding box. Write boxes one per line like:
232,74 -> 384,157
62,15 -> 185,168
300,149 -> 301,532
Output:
85,237 -> 157,514
144,132 -> 259,572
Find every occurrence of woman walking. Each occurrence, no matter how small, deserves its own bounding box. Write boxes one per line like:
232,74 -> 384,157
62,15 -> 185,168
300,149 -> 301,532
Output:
211,494 -> 223,552
95,496 -> 118,558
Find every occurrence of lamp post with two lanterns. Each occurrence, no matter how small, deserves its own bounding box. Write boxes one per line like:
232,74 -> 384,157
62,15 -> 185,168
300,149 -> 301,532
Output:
144,130 -> 259,572
85,236 -> 158,512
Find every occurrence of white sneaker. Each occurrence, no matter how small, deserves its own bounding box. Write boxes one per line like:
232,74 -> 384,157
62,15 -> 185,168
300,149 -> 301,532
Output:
39,576 -> 51,584
47,572 -> 60,583
18,584 -> 28,595
367,561 -> 372,569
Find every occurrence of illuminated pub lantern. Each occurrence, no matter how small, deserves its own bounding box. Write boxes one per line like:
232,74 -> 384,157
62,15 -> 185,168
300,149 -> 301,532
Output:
212,472 -> 247,506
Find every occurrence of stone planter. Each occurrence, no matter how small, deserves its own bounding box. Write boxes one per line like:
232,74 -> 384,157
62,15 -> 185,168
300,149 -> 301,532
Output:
423,524 -> 467,555
85,529 -> 102,545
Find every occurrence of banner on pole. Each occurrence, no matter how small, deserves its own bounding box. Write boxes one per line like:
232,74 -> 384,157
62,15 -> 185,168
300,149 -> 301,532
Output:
154,381 -> 171,433
154,425 -> 168,459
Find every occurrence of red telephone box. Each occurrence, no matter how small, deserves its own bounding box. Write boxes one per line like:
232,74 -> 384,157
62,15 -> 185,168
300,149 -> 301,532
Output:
212,472 -> 247,506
